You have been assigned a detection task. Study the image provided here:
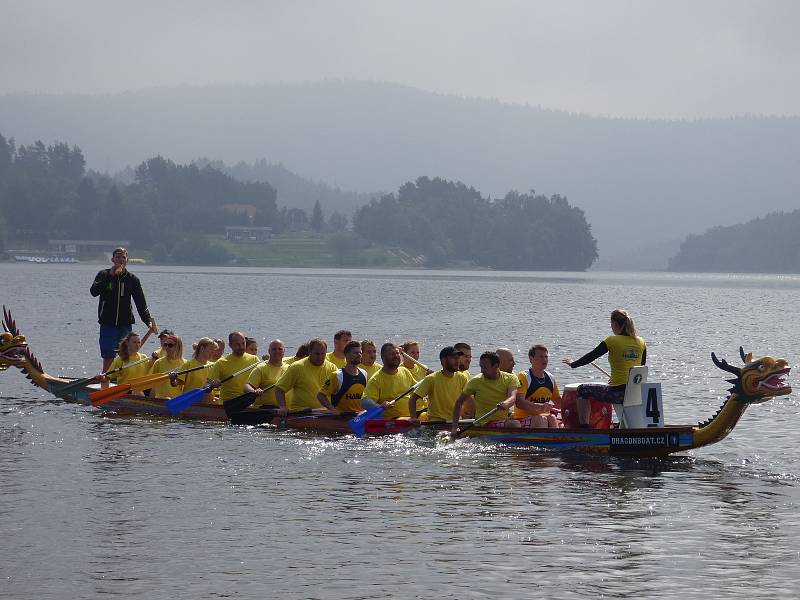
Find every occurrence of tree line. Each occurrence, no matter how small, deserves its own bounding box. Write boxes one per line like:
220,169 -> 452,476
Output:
353,177 -> 597,270
0,133 -> 349,262
668,210 -> 800,273
1,133 -> 598,270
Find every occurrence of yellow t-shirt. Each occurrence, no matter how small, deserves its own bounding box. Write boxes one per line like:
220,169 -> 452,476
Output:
180,358 -> 212,394
108,353 -> 150,385
605,335 -> 647,386
363,367 -> 418,419
247,361 -> 290,408
413,370 -> 469,422
320,367 -> 368,414
404,362 -> 429,382
514,369 -> 560,418
275,358 -> 337,411
208,353 -> 260,402
325,352 -> 347,369
462,371 -> 519,421
149,357 -> 187,399
361,362 -> 382,381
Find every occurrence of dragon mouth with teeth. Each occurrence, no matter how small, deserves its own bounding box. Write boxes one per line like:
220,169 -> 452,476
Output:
755,367 -> 792,393
0,331 -> 28,371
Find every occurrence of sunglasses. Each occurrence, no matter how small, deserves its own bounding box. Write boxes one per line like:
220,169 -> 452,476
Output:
163,342 -> 176,348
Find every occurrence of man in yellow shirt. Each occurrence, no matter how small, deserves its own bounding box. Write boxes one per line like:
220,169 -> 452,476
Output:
359,339 -> 382,380
497,347 -> 516,374
400,339 -> 433,382
454,342 -> 472,374
326,329 -> 352,368
317,341 -> 367,414
362,343 -> 418,419
275,338 -> 337,413
451,351 -> 520,439
244,339 -> 290,408
515,344 -> 561,428
408,346 -> 470,424
207,332 -> 260,403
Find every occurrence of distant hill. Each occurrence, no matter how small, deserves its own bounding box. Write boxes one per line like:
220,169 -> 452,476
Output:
1,80 -> 799,267
195,158 -> 378,218
668,210 -> 800,273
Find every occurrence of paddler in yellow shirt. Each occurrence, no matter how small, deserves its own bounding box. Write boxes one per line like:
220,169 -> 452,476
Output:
207,332 -> 260,403
400,340 -> 433,382
326,329 -> 352,368
451,351 -> 520,439
274,338 -> 337,414
244,339 -> 290,409
317,341 -> 368,414
148,335 -> 186,399
173,337 -> 216,394
359,339 -> 382,380
102,331 -> 152,385
362,343 -> 418,419
408,346 -> 470,425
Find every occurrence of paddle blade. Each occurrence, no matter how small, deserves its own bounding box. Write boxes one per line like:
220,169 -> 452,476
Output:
348,405 -> 384,437
364,419 -> 415,435
164,387 -> 208,415
90,384 -> 131,406
53,377 -> 96,395
223,392 -> 259,417
126,372 -> 170,392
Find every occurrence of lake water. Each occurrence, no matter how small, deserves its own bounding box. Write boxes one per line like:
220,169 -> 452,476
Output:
1,263 -> 798,599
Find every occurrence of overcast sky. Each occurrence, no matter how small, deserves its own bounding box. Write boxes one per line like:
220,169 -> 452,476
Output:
1,0 -> 798,119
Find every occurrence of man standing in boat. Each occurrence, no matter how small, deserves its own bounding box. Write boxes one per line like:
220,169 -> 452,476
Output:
90,247 -> 156,371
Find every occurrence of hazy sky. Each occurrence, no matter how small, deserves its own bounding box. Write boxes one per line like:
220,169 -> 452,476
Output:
2,0 -> 799,118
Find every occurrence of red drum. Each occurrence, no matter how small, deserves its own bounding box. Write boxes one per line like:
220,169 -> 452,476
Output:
560,383 -> 612,429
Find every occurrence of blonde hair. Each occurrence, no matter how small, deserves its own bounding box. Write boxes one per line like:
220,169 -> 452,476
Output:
164,336 -> 184,360
193,337 -> 216,360
611,309 -> 637,337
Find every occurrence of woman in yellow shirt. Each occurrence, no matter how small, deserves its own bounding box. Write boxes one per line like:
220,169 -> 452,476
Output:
103,331 -> 151,385
563,309 -> 647,426
148,335 -> 186,399
177,337 -> 216,395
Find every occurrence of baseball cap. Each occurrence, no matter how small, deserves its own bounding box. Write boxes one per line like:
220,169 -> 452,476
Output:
439,346 -> 464,360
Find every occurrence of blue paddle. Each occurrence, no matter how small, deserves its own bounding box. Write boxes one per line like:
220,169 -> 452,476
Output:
349,382 -> 420,437
165,360 -> 261,415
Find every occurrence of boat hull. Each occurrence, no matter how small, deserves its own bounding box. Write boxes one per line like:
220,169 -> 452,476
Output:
51,382 -> 698,455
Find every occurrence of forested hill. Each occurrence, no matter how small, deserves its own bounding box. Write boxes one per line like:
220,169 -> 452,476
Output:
0,133 -> 277,262
0,133 -> 597,269
355,177 -> 597,270
1,81 -> 799,267
668,210 -> 800,273
195,158 -> 377,217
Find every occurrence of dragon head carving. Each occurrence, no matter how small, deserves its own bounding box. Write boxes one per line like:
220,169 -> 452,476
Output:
712,346 -> 792,403
0,307 -> 28,372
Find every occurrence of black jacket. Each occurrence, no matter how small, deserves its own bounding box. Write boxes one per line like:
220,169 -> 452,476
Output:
90,268 -> 152,327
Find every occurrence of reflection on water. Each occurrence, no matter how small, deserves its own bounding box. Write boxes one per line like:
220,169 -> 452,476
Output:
1,264 -> 799,599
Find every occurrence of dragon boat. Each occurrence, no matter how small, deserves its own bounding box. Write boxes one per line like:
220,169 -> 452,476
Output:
1,306 -> 792,457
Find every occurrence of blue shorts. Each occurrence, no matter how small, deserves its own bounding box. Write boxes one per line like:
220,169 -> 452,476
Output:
99,324 -> 132,358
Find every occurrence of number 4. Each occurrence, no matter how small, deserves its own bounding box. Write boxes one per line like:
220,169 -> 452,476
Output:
646,387 -> 661,424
